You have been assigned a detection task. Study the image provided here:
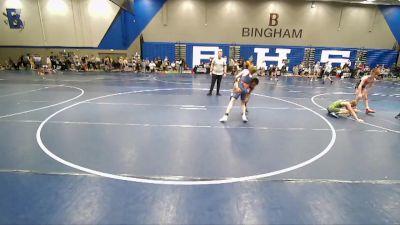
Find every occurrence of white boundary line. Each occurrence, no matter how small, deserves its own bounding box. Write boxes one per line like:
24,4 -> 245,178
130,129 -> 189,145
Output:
83,102 -> 303,110
0,85 -> 84,119
0,86 -> 54,99
3,119 -> 331,131
179,107 -> 207,110
36,88 -> 336,185
311,92 -> 400,134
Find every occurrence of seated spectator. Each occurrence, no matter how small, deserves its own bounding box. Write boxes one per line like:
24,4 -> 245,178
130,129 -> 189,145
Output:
7,58 -> 19,70
111,58 -> 119,70
95,56 -> 101,70
104,57 -> 111,72
149,61 -> 156,73
118,57 -> 124,71
50,54 -> 57,70
29,55 -> 35,69
16,55 -> 24,69
136,59 -> 141,72
88,55 -> 96,70
145,60 -> 150,72
80,56 -> 88,72
293,65 -> 299,76
123,57 -> 129,71
46,56 -> 52,69
171,61 -> 176,71
65,57 -> 73,70
281,64 -> 287,76
156,58 -> 162,70
141,60 -> 146,72
33,55 -> 42,70
59,58 -> 68,71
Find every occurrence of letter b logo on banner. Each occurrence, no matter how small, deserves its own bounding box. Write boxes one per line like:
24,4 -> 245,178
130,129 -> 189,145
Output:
269,13 -> 279,26
3,8 -> 24,29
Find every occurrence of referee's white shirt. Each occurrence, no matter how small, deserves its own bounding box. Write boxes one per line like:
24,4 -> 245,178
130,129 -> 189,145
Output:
212,57 -> 226,75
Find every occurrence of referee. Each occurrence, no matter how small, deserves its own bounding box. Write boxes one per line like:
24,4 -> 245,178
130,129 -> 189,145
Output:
207,49 -> 227,96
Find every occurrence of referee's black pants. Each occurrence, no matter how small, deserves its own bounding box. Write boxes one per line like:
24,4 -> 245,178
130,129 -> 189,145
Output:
208,74 -> 222,94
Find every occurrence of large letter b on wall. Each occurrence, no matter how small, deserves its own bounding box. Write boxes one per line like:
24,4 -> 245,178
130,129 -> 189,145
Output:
269,13 -> 279,26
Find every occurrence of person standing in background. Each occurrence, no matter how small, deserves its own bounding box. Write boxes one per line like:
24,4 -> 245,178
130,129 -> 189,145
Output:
46,56 -> 52,69
322,61 -> 333,84
311,62 -> 321,82
207,49 -> 227,96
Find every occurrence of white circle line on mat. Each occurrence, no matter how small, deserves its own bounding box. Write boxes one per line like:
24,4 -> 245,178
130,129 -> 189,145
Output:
37,88 -> 336,185
0,85 -> 84,119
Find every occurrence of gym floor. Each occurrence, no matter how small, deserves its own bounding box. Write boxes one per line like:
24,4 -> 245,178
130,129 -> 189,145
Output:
0,71 -> 399,225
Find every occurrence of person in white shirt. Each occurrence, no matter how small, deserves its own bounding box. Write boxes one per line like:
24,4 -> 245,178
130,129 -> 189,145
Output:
149,61 -> 156,73
177,59 -> 184,73
46,56 -> 51,69
311,62 -> 321,82
207,50 -> 227,96
323,61 -> 333,84
171,62 -> 176,71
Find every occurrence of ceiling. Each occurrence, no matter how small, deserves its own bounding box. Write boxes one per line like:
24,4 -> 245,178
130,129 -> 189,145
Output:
307,0 -> 400,5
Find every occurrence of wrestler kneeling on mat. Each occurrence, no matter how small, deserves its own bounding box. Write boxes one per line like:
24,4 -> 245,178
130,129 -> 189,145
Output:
219,75 -> 259,123
327,100 -> 363,123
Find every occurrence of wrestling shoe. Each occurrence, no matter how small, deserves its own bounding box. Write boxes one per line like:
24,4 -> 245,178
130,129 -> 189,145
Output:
242,114 -> 248,123
219,115 -> 228,123
366,108 -> 375,114
329,112 -> 339,118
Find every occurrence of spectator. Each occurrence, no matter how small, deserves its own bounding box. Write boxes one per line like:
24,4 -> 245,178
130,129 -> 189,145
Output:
81,55 -> 88,71
50,54 -> 57,70
46,56 -> 52,69
33,55 -> 42,69
145,59 -> 150,72
88,55 -> 96,70
149,61 -> 156,72
29,55 -> 34,69
95,56 -> 101,70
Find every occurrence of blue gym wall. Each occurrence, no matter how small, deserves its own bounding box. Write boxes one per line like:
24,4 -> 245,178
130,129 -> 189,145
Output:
379,6 -> 400,44
98,0 -> 167,50
143,42 -> 398,69
142,42 -> 175,61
